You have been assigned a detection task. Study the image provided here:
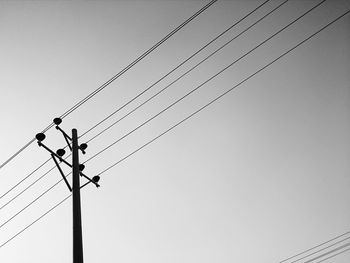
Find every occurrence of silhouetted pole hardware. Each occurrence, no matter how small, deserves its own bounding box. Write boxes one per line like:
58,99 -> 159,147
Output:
36,117 -> 101,263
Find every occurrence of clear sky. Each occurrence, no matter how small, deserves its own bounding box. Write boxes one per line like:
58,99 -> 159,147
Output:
0,0 -> 349,262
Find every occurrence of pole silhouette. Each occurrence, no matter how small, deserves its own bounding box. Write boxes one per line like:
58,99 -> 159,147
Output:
35,119 -> 100,263
72,129 -> 84,263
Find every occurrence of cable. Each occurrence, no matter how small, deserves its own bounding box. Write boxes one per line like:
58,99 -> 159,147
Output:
0,166 -> 55,211
314,247 -> 350,263
288,237 -> 350,263
0,195 -> 71,249
0,0 -> 329,230
0,180 -> 61,230
0,0 -> 271,212
59,0 -> 218,120
0,0 -> 268,202
0,0 -> 218,170
83,0 -> 326,164
0,0 -> 275,206
0,145 -> 73,210
0,158 -> 50,200
95,3 -> 349,178
303,242 -> 350,263
1,3 -> 348,250
279,231 -> 350,262
79,0 -> 271,139
84,0 -> 288,144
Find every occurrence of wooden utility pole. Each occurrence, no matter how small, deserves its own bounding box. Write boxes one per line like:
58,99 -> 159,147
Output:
72,129 -> 84,263
36,119 -> 100,263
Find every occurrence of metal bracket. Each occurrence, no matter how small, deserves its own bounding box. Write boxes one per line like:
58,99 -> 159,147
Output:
80,172 -> 100,188
56,125 -> 72,151
51,154 -> 72,192
36,125 -> 100,189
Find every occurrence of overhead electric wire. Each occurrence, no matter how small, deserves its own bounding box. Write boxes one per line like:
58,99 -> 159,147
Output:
1,0 -> 284,218
58,0 -> 218,120
0,0 -> 273,206
302,242 -> 350,263
0,0 -> 218,171
287,236 -> 350,263
0,0 -> 329,231
83,0 -> 325,164
0,158 -> 50,200
1,2 -> 347,249
79,0 -> 271,139
0,195 -> 71,249
314,247 -> 350,263
84,0 -> 288,144
0,166 -> 56,211
96,0 -> 346,178
0,0 -> 264,202
279,231 -> 350,262
0,180 -> 61,230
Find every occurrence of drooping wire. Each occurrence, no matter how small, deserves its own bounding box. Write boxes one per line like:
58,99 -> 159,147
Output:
0,0 -> 300,229
0,0 -> 283,220
0,180 -> 61,230
279,231 -> 350,262
0,195 -> 71,249
96,0 -> 347,178
287,237 -> 350,263
58,0 -> 218,120
78,0 -> 271,139
84,0 -> 288,144
0,2 -> 346,249
0,0 -> 329,229
313,247 -> 350,263
0,158 -> 50,200
0,0 -> 218,171
0,0 -> 272,205
302,242 -> 350,263
84,0 -> 326,164
0,166 -> 56,211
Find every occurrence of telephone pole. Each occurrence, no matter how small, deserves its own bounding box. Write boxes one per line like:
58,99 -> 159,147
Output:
72,129 -> 84,263
36,118 -> 100,263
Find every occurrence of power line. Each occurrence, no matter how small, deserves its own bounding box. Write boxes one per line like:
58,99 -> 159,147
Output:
78,0 -> 271,139
303,242 -> 350,263
0,0 -> 274,207
84,0 -> 326,164
314,247 -> 350,263
0,0 -> 330,233
0,0 -> 218,171
1,2 -> 348,251
1,0 -> 284,222
0,166 -> 55,211
58,0 -> 218,120
97,0 -> 347,178
0,195 -> 71,249
279,231 -> 350,262
288,237 -> 350,263
84,0 -> 288,144
0,180 -> 61,230
0,159 -> 50,200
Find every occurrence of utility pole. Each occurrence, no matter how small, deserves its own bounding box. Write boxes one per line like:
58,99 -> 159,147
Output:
36,118 -> 100,263
72,129 -> 83,263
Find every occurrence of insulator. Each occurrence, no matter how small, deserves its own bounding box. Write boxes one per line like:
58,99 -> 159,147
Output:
53,117 -> 62,125
35,133 -> 46,142
56,148 -> 66,157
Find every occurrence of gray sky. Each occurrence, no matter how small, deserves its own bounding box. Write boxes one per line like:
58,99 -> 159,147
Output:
0,0 -> 349,262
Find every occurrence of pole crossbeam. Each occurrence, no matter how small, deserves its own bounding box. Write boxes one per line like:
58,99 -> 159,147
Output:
37,141 -> 99,188
35,119 -> 101,263
51,154 -> 72,192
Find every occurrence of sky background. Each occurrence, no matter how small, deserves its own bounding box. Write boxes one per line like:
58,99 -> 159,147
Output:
0,0 -> 349,262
